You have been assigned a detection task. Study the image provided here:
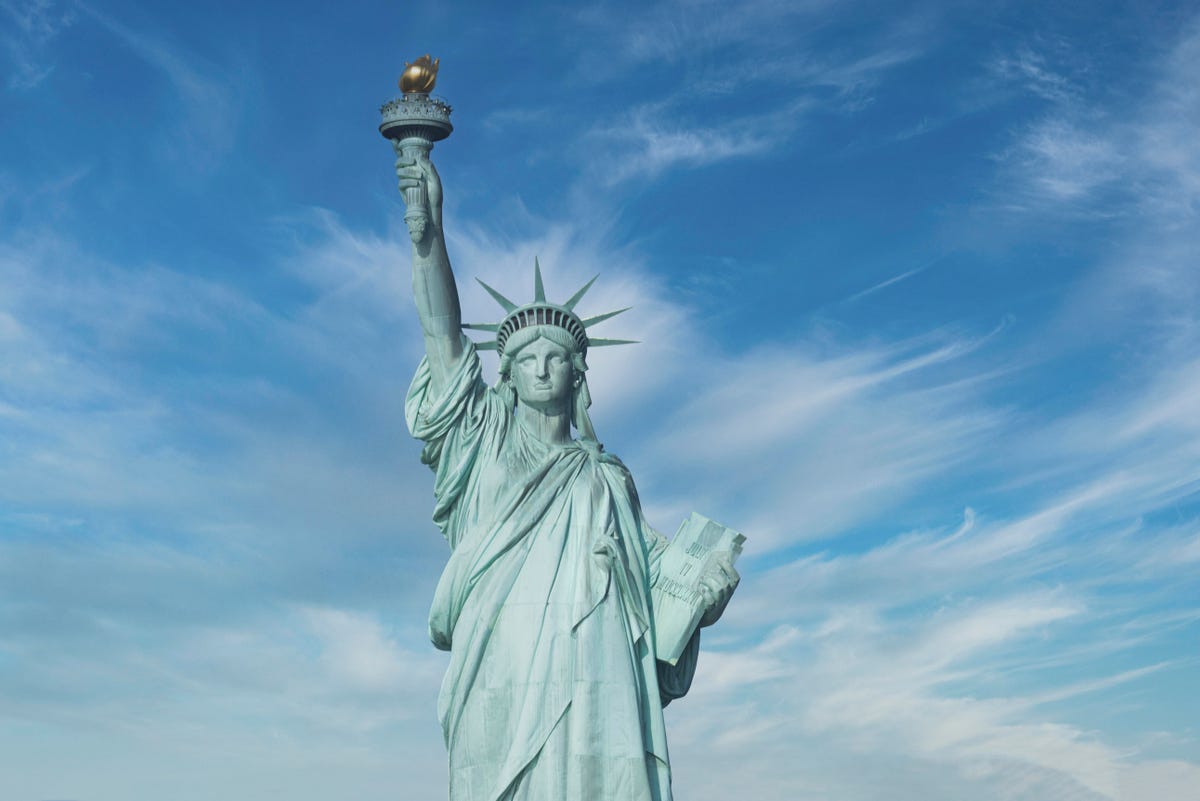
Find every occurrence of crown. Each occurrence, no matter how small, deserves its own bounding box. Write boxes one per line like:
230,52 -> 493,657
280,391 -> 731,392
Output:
463,259 -> 636,356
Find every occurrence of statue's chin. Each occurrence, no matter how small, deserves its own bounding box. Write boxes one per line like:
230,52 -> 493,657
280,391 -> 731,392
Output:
516,395 -> 571,415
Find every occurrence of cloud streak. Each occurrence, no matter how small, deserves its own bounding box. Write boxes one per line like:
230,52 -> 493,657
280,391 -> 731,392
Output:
0,0 -> 74,89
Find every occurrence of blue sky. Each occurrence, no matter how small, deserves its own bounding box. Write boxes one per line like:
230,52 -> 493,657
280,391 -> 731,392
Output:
2,0 -> 1199,799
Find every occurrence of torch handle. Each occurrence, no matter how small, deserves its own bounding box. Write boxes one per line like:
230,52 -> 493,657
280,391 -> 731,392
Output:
397,136 -> 434,241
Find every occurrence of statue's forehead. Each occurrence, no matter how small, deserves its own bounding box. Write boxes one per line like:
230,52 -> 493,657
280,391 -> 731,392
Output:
513,335 -> 570,356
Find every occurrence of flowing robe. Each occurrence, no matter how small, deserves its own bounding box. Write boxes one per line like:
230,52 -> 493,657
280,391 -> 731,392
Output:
405,341 -> 699,801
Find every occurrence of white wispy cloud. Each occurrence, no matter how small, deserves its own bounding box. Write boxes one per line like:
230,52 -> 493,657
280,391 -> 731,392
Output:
572,0 -> 836,71
669,544 -> 1197,801
634,326 -> 1008,547
839,257 -> 942,304
667,592 -> 1129,801
997,19 -> 1200,224
585,98 -> 812,185
1007,116 -> 1127,204
565,0 -> 930,182
571,0 -> 923,98
989,44 -> 1080,104
650,319 -> 1200,799
0,0 -> 74,89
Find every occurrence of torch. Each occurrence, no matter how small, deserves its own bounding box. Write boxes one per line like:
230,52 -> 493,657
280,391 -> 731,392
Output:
379,55 -> 453,243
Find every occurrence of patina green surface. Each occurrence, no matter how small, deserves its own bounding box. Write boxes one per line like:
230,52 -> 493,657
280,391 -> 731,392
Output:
394,142 -> 740,801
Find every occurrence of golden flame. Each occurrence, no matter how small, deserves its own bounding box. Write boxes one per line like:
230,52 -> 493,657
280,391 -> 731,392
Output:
399,54 -> 439,94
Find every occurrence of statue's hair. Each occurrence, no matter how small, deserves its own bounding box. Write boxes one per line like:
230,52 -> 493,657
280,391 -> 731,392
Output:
494,325 -> 597,442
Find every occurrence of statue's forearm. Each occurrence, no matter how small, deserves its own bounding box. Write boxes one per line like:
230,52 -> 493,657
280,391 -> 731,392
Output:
412,232 -> 460,335
412,231 -> 464,379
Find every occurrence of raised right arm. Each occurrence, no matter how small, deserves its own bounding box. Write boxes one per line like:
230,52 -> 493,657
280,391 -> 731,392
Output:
395,140 -> 464,394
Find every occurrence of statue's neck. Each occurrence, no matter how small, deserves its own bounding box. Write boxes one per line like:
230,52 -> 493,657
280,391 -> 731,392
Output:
515,400 -> 572,445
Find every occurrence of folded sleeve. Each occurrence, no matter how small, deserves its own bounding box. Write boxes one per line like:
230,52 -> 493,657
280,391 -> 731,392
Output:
404,338 -> 506,546
657,628 -> 700,707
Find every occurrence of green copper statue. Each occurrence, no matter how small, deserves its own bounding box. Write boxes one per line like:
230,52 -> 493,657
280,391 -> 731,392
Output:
386,64 -> 741,801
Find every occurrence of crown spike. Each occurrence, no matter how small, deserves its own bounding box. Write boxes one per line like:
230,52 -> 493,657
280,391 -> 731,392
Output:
475,278 -> 518,313
563,275 -> 599,311
533,257 -> 546,303
469,270 -> 635,356
582,307 -> 631,328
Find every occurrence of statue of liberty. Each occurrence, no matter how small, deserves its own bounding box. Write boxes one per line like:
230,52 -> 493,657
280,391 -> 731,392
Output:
387,60 -> 740,801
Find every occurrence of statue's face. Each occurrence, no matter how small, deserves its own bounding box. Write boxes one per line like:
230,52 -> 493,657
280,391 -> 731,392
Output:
511,337 -> 574,410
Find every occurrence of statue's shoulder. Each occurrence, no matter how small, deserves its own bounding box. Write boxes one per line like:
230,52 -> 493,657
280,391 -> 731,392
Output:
603,450 -> 630,474
571,438 -> 629,473
592,444 -> 641,496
